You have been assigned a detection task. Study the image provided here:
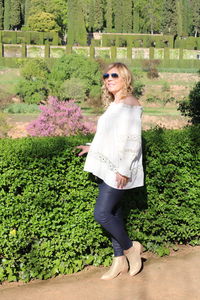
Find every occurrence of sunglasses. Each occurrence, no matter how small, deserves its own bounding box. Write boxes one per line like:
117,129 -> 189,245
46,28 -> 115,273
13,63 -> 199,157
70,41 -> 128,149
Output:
103,73 -> 119,80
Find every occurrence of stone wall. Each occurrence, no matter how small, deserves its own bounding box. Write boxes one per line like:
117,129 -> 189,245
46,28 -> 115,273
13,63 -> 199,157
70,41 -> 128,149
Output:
1,44 -> 200,60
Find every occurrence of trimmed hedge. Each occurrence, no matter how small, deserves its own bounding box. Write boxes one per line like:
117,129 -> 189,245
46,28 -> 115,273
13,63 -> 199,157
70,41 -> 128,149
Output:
102,34 -> 174,48
0,126 -> 199,282
0,31 -> 60,45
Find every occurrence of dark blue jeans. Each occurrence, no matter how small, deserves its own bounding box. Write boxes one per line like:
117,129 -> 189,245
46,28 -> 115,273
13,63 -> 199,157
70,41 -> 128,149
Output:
94,180 -> 132,256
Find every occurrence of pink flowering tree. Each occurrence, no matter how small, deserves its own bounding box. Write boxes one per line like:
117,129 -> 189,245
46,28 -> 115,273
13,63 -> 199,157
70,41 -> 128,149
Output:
27,97 -> 95,136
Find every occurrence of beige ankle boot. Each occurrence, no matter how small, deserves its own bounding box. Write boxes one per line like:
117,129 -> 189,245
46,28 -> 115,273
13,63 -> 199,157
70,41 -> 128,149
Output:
124,241 -> 143,276
100,256 -> 128,280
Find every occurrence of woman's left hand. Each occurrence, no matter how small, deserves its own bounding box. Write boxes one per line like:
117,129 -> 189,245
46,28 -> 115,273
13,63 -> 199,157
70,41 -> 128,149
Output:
116,173 -> 129,189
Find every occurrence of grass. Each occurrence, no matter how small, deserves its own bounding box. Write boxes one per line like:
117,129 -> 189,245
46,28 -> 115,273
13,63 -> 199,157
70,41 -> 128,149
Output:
143,106 -> 180,116
158,68 -> 199,73
0,68 -> 22,94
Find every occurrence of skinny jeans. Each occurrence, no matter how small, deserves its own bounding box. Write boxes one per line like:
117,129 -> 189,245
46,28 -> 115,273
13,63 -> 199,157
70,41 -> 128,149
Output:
94,180 -> 132,256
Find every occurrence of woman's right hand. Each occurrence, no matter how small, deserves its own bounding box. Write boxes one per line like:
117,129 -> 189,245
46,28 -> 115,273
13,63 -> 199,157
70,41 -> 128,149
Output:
75,145 -> 90,156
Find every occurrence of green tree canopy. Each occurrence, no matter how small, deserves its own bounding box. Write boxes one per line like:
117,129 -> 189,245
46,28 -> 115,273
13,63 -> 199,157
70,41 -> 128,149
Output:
27,12 -> 61,32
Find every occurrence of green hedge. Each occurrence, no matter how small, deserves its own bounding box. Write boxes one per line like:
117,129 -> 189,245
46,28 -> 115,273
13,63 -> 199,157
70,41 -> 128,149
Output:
0,127 -> 199,282
102,34 -> 174,48
174,37 -> 200,50
0,31 -> 60,45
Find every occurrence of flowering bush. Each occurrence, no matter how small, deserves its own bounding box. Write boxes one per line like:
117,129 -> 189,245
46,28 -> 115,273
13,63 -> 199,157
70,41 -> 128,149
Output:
27,97 -> 95,136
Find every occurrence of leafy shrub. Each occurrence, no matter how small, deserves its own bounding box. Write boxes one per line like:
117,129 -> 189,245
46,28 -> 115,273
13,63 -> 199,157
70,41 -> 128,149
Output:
0,126 -> 199,282
146,95 -> 175,106
134,81 -> 145,98
16,59 -> 50,104
26,96 -> 95,137
142,60 -> 160,79
146,96 -> 161,103
89,85 -> 102,100
162,81 -> 170,92
61,78 -> 87,102
178,81 -> 200,124
21,59 -> 50,81
4,103 -> 40,114
48,54 -> 101,97
87,85 -> 103,112
17,80 -> 48,104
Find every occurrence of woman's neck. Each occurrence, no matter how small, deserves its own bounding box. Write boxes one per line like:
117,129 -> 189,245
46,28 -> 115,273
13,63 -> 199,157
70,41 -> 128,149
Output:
113,91 -> 124,103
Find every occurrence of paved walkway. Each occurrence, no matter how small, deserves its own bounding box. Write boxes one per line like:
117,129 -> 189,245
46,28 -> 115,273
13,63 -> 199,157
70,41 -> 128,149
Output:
0,247 -> 199,300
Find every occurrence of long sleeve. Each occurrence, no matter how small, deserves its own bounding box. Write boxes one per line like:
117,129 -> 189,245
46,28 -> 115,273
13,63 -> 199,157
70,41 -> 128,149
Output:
116,107 -> 142,178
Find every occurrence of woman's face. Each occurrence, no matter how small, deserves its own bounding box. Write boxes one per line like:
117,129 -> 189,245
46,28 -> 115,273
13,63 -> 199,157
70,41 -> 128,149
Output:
103,67 -> 125,95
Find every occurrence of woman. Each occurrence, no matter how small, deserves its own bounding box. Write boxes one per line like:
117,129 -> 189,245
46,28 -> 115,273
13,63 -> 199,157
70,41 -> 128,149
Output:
77,62 -> 144,280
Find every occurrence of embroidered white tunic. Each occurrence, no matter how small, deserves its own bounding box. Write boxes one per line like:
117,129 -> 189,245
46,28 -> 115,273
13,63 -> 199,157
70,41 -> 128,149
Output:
84,102 -> 144,189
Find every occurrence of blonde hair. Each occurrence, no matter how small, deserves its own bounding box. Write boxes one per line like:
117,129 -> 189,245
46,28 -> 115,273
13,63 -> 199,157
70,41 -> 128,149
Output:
101,62 -> 134,107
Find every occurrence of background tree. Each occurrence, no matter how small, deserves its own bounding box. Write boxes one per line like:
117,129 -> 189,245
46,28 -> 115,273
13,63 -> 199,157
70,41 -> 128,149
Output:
10,0 -> 22,30
162,0 -> 177,34
27,12 -> 60,32
176,0 -> 183,36
132,2 -> 140,33
67,0 -> 87,45
113,0 -> 123,32
0,0 -> 3,30
190,0 -> 200,37
93,0 -> 104,32
4,0 -> 11,30
26,0 -> 67,34
140,0 -> 163,34
87,0 -> 95,31
105,0 -> 113,32
182,0 -> 191,36
25,0 -> 31,24
122,0 -> 132,33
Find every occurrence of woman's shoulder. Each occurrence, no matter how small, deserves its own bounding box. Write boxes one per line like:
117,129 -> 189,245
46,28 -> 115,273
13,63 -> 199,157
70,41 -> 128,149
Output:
123,96 -> 141,107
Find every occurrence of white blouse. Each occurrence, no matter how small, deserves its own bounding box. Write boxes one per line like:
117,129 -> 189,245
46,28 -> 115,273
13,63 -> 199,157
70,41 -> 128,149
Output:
84,102 -> 144,189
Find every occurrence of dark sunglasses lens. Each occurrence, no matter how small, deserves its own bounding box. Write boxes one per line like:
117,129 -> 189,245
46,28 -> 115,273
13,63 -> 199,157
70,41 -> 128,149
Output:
111,73 -> 119,78
103,73 -> 109,79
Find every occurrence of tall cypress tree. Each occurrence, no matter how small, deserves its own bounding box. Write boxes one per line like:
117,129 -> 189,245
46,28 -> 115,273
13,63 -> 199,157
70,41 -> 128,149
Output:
105,0 -> 113,32
122,0 -> 132,33
25,0 -> 31,25
88,0 -> 95,31
67,0 -> 87,45
4,0 -> 11,29
133,8 -> 140,33
176,0 -> 183,36
113,0 -> 123,32
10,0 -> 21,29
182,0 -> 190,35
190,0 -> 200,37
162,0 -> 177,34
93,0 -> 104,31
0,0 -> 3,30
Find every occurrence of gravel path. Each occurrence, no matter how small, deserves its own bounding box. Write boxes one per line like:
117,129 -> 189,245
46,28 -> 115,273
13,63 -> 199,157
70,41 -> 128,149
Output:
0,246 -> 199,300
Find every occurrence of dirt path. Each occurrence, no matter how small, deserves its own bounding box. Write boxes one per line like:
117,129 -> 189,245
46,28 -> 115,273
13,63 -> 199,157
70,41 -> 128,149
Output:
0,246 -> 199,300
